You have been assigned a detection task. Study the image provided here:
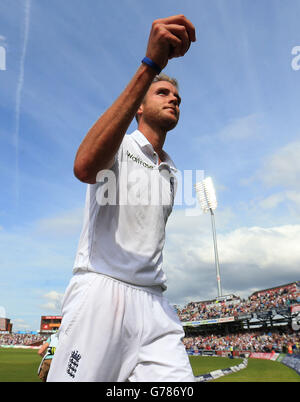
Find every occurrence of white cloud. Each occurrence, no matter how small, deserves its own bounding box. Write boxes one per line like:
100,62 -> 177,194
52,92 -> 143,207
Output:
217,225 -> 300,268
195,113 -> 263,145
258,190 -> 300,211
258,192 -> 286,209
259,140 -> 300,188
0,208 -> 82,328
164,209 -> 300,305
218,113 -> 263,141
13,318 -> 31,331
35,207 -> 83,237
40,291 -> 64,312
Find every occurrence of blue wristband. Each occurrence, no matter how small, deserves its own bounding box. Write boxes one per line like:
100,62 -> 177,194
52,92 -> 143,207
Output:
141,57 -> 162,74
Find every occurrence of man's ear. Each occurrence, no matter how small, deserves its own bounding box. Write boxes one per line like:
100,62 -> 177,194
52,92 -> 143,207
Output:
136,104 -> 144,121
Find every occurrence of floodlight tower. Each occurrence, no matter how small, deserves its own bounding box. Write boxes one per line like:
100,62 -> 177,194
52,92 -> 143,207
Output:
195,177 -> 222,298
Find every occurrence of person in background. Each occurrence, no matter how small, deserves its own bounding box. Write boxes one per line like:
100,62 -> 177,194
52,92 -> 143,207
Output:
37,331 -> 59,382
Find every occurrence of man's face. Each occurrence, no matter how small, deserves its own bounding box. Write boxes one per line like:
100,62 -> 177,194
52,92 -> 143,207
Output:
138,81 -> 181,132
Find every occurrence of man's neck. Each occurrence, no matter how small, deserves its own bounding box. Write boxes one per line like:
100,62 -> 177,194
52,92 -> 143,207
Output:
137,122 -> 167,161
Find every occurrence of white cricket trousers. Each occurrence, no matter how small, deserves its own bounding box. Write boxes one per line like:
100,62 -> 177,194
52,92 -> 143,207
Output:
47,271 -> 195,382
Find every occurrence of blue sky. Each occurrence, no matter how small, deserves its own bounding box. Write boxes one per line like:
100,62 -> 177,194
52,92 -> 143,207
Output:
0,0 -> 299,331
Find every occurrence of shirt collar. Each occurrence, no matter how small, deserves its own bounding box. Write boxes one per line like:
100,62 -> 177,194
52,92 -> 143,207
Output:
130,129 -> 152,149
130,130 -> 177,172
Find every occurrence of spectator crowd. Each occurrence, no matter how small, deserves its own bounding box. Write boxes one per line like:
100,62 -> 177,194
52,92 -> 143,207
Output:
0,333 -> 47,346
176,282 -> 300,354
183,329 -> 299,354
175,282 -> 300,322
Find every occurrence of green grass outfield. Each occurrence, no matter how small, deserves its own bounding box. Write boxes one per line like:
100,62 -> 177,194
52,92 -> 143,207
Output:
0,348 -> 299,382
190,355 -> 300,382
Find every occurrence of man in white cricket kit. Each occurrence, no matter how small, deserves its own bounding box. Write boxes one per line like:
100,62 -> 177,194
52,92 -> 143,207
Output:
47,15 -> 196,382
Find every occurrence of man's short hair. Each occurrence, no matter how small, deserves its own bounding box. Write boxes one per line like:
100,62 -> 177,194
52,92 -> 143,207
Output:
135,73 -> 179,123
152,73 -> 179,90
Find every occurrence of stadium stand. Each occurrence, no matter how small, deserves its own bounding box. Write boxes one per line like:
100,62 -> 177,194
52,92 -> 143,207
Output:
0,281 -> 299,357
175,281 -> 300,356
175,281 -> 300,323
0,333 -> 47,346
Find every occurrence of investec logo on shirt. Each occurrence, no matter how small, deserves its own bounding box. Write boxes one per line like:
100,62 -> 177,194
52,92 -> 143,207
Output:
126,150 -> 154,169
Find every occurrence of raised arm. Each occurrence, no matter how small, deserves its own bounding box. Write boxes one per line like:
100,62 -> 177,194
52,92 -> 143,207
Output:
73,15 -> 196,184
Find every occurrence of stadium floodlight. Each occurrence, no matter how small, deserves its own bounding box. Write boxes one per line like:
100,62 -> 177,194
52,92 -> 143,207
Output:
195,177 -> 222,298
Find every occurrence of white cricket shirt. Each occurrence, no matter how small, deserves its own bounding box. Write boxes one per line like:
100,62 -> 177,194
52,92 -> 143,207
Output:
73,130 -> 177,291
